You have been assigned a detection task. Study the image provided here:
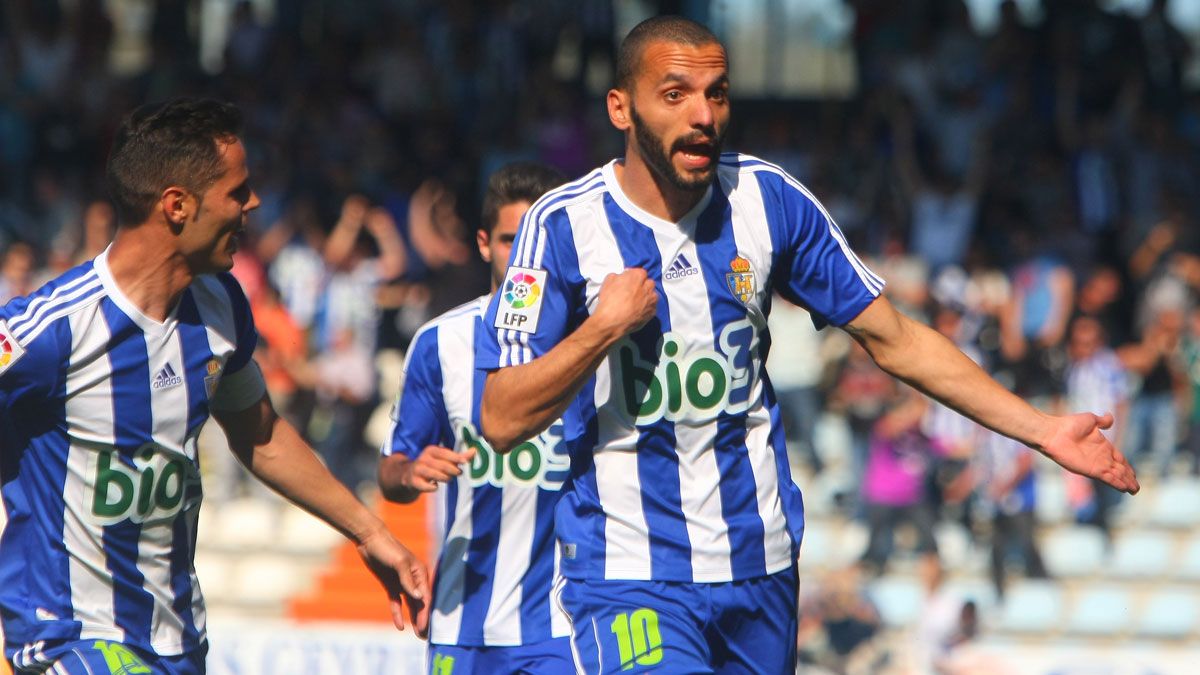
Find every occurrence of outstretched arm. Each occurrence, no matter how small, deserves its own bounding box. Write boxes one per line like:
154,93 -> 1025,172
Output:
213,394 -> 431,635
843,295 -> 1139,494
481,268 -> 657,453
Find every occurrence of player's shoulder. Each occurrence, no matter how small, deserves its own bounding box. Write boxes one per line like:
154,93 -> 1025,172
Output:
0,260 -> 104,348
191,272 -> 246,305
718,152 -> 805,189
522,166 -> 608,230
409,294 -> 489,353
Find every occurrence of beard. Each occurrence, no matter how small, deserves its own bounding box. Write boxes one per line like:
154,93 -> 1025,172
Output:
630,103 -> 725,193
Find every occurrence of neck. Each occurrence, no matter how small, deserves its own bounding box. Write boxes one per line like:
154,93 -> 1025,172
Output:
614,148 -> 707,222
106,223 -> 195,322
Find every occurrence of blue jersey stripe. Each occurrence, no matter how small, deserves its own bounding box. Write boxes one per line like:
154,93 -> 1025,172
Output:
176,292 -> 214,436
692,191 -> 769,578
459,486 -> 502,641
171,292 -> 210,649
168,515 -> 198,651
99,299 -> 156,644
764,382 -> 804,551
601,194 -> 692,580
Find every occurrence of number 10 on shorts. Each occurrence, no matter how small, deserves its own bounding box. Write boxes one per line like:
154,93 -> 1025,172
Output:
610,608 -> 664,670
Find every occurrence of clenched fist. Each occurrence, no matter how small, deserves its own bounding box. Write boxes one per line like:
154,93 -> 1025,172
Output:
592,268 -> 659,339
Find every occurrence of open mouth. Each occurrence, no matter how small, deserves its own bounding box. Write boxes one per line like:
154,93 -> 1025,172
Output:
676,141 -> 716,169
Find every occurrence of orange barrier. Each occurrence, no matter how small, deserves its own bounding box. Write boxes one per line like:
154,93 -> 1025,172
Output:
288,496 -> 433,624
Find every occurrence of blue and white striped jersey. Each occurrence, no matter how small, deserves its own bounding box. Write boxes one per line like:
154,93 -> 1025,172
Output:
0,250 -> 258,664
477,154 -> 884,583
384,295 -> 571,647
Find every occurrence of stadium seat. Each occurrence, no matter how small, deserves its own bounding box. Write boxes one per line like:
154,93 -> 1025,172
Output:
1109,532 -> 1174,579
867,576 -> 924,627
1042,526 -> 1106,578
192,552 -> 233,603
933,522 -> 974,572
1175,536 -> 1200,581
212,498 -> 280,550
830,520 -> 870,568
943,577 -> 999,614
797,520 -> 832,571
1135,589 -> 1199,640
231,553 -> 312,608
1034,472 -> 1070,524
996,580 -> 1064,634
1065,586 -> 1133,636
1147,478 -> 1200,529
278,505 -> 342,556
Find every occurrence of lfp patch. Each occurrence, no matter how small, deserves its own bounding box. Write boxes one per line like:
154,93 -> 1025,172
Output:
0,320 -> 26,376
495,266 -> 548,334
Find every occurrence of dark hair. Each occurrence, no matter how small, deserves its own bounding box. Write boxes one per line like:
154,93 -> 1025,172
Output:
615,15 -> 721,91
106,98 -> 243,226
481,162 -> 567,232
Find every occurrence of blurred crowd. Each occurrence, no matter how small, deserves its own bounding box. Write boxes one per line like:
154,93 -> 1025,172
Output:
2,1 -> 1200,671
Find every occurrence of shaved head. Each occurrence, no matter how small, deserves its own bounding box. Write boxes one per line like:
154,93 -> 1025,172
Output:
615,15 -> 721,91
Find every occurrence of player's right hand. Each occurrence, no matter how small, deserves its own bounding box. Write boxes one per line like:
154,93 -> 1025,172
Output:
593,268 -> 659,338
404,445 -> 475,492
356,527 -> 432,638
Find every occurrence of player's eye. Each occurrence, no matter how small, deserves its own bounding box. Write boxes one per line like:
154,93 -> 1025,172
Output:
665,90 -> 683,102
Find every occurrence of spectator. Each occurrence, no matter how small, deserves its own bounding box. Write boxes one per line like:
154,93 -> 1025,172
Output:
859,385 -> 942,576
1065,315 -> 1129,539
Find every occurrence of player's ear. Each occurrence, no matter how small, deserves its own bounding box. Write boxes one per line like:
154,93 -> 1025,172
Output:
161,186 -> 190,232
476,228 -> 491,263
608,88 -> 631,131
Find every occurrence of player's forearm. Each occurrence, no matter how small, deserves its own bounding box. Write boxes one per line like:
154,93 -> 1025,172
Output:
482,316 -> 623,452
247,417 -> 389,545
852,304 -> 1055,453
378,455 -> 421,504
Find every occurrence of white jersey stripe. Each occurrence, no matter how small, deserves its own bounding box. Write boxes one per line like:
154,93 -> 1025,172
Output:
564,201 -> 652,578
483,485 -> 535,644
65,308 -> 122,643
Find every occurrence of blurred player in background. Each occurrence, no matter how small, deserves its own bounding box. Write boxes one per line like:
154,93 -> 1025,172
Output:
476,16 -> 1139,674
379,162 -> 569,674
0,98 -> 428,675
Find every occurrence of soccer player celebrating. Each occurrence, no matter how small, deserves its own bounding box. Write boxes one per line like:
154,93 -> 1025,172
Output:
0,99 -> 428,674
379,162 -> 570,675
476,16 -> 1139,674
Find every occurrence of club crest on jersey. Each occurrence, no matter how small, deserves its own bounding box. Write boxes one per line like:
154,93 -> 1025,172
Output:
495,266 -> 548,334
204,358 -> 222,398
726,255 -> 756,304
0,319 -> 26,376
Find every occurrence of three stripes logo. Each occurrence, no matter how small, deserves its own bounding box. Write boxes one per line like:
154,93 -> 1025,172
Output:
152,363 -> 184,390
664,253 -> 699,281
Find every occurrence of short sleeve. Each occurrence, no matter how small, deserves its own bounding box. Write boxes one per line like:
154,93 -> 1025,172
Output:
384,326 -> 452,459
0,316 -> 60,413
209,359 -> 267,412
215,273 -> 259,374
756,170 -> 885,328
476,209 -> 581,370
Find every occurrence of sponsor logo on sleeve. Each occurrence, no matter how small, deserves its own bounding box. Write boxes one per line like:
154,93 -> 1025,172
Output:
0,319 -> 26,376
494,266 -> 548,334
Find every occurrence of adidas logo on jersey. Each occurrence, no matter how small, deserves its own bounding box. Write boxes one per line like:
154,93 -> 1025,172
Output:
664,253 -> 699,281
152,363 -> 184,390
